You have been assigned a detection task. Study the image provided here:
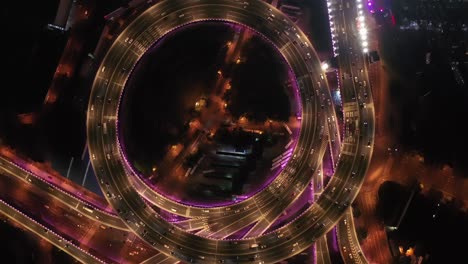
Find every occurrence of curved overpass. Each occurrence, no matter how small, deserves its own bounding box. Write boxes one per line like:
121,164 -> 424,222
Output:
86,0 -> 375,263
0,156 -> 128,230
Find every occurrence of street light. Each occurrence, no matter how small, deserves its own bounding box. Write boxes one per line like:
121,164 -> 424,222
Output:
321,62 -> 329,71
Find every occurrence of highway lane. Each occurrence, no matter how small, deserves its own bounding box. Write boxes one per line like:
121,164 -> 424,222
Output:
0,150 -> 110,211
115,4 -> 324,221
0,169 -> 161,263
91,3 -> 316,260
3,0 -> 308,262
91,0 -> 322,236
141,253 -> 176,264
85,0 -> 375,263
0,0 -> 374,262
0,156 -> 128,231
0,198 -> 105,264
185,135 -> 329,239
313,163 -> 332,264
86,0 -> 374,262
312,0 -> 351,257
124,0 -> 320,212
337,208 -> 368,264
328,0 -> 374,263
315,235 -> 332,264
126,18 -> 333,238
328,0 -> 369,263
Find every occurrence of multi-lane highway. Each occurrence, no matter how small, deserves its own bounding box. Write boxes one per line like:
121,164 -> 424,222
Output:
0,198 -> 105,264
326,0 -> 374,263
87,0 -> 375,263
337,208 -> 368,263
88,0 -> 331,262
315,235 -> 332,264
0,155 -> 128,230
0,166 -> 162,263
0,0 -> 376,263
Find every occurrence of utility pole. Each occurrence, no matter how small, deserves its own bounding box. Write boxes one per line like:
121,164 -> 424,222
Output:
66,157 -> 74,179
82,159 -> 91,186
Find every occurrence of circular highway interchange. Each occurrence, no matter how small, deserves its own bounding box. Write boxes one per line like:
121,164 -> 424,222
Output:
87,0 -> 375,263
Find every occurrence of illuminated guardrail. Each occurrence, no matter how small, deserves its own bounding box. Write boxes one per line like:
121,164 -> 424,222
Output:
0,198 -> 106,264
356,0 -> 369,53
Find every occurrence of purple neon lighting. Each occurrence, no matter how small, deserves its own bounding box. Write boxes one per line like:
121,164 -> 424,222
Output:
115,20 -> 304,208
0,199 -> 107,264
331,226 -> 339,252
2,158 -> 115,216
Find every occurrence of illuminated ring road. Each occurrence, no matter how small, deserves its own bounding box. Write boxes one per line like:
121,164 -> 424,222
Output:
87,0 -> 375,263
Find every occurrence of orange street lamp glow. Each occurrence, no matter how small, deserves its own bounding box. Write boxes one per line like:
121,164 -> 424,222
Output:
405,247 -> 414,257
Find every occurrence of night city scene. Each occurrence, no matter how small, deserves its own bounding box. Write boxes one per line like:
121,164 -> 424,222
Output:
0,0 -> 467,263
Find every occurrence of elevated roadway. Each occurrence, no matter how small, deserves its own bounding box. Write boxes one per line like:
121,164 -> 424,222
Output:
0,0 -> 375,263
0,156 -> 128,230
327,0 -> 373,263
0,169 -> 162,263
87,0 -> 375,263
0,198 -> 105,264
337,208 -> 368,263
